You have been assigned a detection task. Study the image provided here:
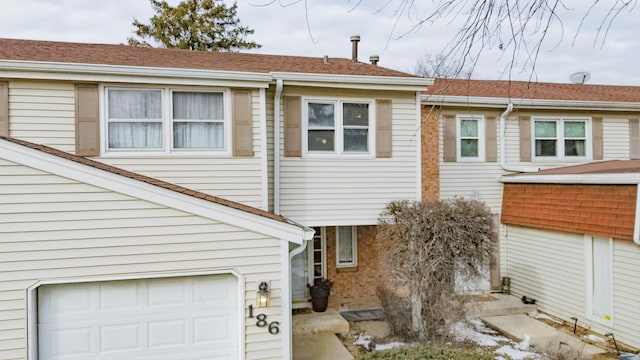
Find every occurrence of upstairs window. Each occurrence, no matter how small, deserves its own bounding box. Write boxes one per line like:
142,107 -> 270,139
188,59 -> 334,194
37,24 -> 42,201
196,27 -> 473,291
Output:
457,116 -> 484,161
305,99 -> 373,156
533,118 -> 588,160
106,88 -> 227,153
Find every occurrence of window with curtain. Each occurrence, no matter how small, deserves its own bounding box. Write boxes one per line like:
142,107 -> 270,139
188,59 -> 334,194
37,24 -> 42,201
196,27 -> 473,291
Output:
106,88 -> 226,152
107,89 -> 163,149
173,92 -> 225,149
533,118 -> 588,159
305,99 -> 372,156
336,226 -> 357,267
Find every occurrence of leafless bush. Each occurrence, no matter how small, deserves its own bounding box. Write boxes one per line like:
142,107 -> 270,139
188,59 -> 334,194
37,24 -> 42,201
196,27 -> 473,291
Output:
378,198 -> 495,342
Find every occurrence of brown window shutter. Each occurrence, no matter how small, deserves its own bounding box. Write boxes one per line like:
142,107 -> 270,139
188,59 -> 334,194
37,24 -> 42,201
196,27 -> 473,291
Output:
0,81 -> 8,137
519,116 -> 531,162
443,114 -> 456,162
376,99 -> 392,158
232,90 -> 253,157
75,84 -> 99,156
592,116 -> 603,160
630,118 -> 640,159
485,116 -> 497,162
284,96 -> 301,157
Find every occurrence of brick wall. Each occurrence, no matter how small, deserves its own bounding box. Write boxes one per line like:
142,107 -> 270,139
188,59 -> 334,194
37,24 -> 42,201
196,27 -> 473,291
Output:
502,183 -> 636,240
421,105 -> 440,200
325,225 -> 385,310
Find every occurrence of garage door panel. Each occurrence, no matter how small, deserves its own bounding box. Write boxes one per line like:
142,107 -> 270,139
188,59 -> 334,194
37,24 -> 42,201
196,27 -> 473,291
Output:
37,275 -> 239,360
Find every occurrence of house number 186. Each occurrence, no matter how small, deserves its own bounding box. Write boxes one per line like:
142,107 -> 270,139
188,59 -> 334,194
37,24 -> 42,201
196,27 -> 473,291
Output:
256,314 -> 280,335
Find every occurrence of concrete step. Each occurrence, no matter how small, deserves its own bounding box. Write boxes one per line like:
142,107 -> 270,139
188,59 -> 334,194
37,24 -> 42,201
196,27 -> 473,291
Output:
293,333 -> 353,360
292,308 -> 350,335
466,293 -> 537,319
483,314 -> 608,359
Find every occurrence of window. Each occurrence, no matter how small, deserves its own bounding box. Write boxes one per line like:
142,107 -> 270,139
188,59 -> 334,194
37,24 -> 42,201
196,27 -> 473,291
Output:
336,226 -> 357,268
305,99 -> 372,155
533,118 -> 588,160
106,88 -> 227,152
457,116 -> 484,161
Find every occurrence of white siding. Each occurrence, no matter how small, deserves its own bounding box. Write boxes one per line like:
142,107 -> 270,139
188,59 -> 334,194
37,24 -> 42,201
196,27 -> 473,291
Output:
0,159 -> 285,360
7,81 -> 266,209
8,81 -> 76,153
279,90 -> 419,225
603,117 -> 630,159
505,225 -> 640,350
440,114 -> 634,214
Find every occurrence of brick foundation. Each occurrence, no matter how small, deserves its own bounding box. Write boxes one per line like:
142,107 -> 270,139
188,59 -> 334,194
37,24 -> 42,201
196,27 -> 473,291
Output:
325,225 -> 385,310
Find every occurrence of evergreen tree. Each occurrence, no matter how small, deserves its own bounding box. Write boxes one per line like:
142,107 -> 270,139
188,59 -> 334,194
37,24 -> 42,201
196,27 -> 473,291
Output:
128,0 -> 260,51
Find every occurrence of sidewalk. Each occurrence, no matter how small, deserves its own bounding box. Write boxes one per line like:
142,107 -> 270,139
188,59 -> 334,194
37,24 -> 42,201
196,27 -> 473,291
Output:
483,313 -> 607,359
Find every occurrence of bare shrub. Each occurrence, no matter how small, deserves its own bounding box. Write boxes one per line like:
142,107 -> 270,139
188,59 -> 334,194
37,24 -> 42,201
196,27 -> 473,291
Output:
377,198 -> 495,342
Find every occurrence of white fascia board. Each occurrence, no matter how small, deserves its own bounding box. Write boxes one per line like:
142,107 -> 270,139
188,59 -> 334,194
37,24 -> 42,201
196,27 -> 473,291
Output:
500,173 -> 640,184
0,140 -> 307,244
422,94 -> 640,111
271,71 -> 432,91
0,60 -> 271,88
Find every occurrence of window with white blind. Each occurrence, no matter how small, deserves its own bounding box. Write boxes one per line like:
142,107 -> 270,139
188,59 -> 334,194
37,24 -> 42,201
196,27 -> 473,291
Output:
336,226 -> 357,268
106,88 -> 228,152
532,118 -> 589,160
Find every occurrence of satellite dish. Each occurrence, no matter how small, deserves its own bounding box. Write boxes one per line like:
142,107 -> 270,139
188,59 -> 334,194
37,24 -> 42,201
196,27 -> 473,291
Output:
569,71 -> 591,84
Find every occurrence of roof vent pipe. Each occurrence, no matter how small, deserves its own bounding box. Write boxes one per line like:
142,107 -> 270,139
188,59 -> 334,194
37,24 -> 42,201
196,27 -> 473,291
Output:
323,55 -> 329,64
370,55 -> 379,65
351,35 -> 360,62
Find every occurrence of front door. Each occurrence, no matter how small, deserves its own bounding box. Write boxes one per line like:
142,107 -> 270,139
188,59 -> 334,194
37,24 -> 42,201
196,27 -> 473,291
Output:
292,227 -> 325,305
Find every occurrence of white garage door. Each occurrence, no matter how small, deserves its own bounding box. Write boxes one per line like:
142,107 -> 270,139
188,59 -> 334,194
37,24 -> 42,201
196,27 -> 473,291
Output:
37,274 -> 239,360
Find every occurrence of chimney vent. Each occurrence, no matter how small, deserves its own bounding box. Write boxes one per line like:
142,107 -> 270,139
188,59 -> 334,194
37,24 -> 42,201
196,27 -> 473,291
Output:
350,35 -> 360,63
369,55 -> 379,66
323,55 -> 329,64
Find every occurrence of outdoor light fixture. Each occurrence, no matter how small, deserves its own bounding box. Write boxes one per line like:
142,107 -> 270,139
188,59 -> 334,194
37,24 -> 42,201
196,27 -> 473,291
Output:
257,281 -> 270,307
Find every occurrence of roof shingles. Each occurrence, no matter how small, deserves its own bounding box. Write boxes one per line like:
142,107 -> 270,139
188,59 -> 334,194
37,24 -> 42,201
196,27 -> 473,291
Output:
0,38 -> 416,78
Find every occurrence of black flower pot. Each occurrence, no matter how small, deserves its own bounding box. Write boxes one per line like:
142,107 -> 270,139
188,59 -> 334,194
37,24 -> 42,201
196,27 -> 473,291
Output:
311,295 -> 329,312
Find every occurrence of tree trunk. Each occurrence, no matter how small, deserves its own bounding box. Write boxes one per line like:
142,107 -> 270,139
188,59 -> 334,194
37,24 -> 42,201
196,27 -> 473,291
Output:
410,287 -> 423,335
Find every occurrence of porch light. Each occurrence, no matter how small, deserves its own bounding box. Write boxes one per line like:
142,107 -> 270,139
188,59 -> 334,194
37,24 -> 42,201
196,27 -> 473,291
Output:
257,281 -> 270,307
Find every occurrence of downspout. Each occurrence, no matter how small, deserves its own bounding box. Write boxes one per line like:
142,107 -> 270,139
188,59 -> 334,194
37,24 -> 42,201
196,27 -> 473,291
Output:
274,78 -> 284,214
499,102 -> 540,173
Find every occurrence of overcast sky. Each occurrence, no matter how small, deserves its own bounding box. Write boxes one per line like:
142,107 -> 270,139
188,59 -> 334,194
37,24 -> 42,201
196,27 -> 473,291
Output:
0,0 -> 638,86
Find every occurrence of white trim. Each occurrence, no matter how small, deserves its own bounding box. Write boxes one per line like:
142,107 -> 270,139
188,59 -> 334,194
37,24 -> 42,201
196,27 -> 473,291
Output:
27,269 -> 246,360
0,138 -> 307,243
0,59 -> 271,84
584,235 -> 614,326
259,88 -> 269,211
280,241 -> 292,360
422,94 -> 640,111
272,72 -> 431,91
302,97 -> 376,158
456,115 -> 485,162
500,173 -> 640,184
530,116 -> 592,162
274,79 -> 283,215
336,226 -> 358,268
103,86 -> 232,155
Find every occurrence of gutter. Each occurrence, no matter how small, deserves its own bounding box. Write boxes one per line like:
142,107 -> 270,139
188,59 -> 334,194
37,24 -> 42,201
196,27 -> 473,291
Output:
499,102 -> 539,173
274,78 -> 284,215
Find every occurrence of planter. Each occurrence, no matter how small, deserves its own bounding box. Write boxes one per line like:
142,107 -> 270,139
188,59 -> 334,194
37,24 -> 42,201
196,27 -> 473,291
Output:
311,295 -> 329,312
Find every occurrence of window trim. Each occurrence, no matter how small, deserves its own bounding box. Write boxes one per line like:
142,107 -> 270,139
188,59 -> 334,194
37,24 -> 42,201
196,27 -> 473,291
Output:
336,226 -> 358,268
584,235 -> 614,326
101,85 -> 232,156
302,97 -> 375,158
531,116 -> 591,162
456,115 -> 485,162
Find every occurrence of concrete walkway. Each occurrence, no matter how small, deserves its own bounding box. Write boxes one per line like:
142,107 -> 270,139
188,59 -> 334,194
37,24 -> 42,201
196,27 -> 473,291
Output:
293,333 -> 353,360
483,313 -> 608,359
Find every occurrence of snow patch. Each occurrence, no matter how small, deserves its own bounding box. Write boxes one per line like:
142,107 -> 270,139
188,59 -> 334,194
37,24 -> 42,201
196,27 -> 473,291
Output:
451,320 -> 509,347
375,342 -> 405,351
495,344 -> 541,360
583,334 -> 605,343
354,334 -> 374,350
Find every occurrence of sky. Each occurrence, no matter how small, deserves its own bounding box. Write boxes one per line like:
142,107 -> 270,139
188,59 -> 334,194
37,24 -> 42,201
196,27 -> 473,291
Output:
0,0 -> 638,86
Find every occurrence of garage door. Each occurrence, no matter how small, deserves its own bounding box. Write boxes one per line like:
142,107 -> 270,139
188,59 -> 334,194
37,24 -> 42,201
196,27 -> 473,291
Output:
37,274 -> 239,360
